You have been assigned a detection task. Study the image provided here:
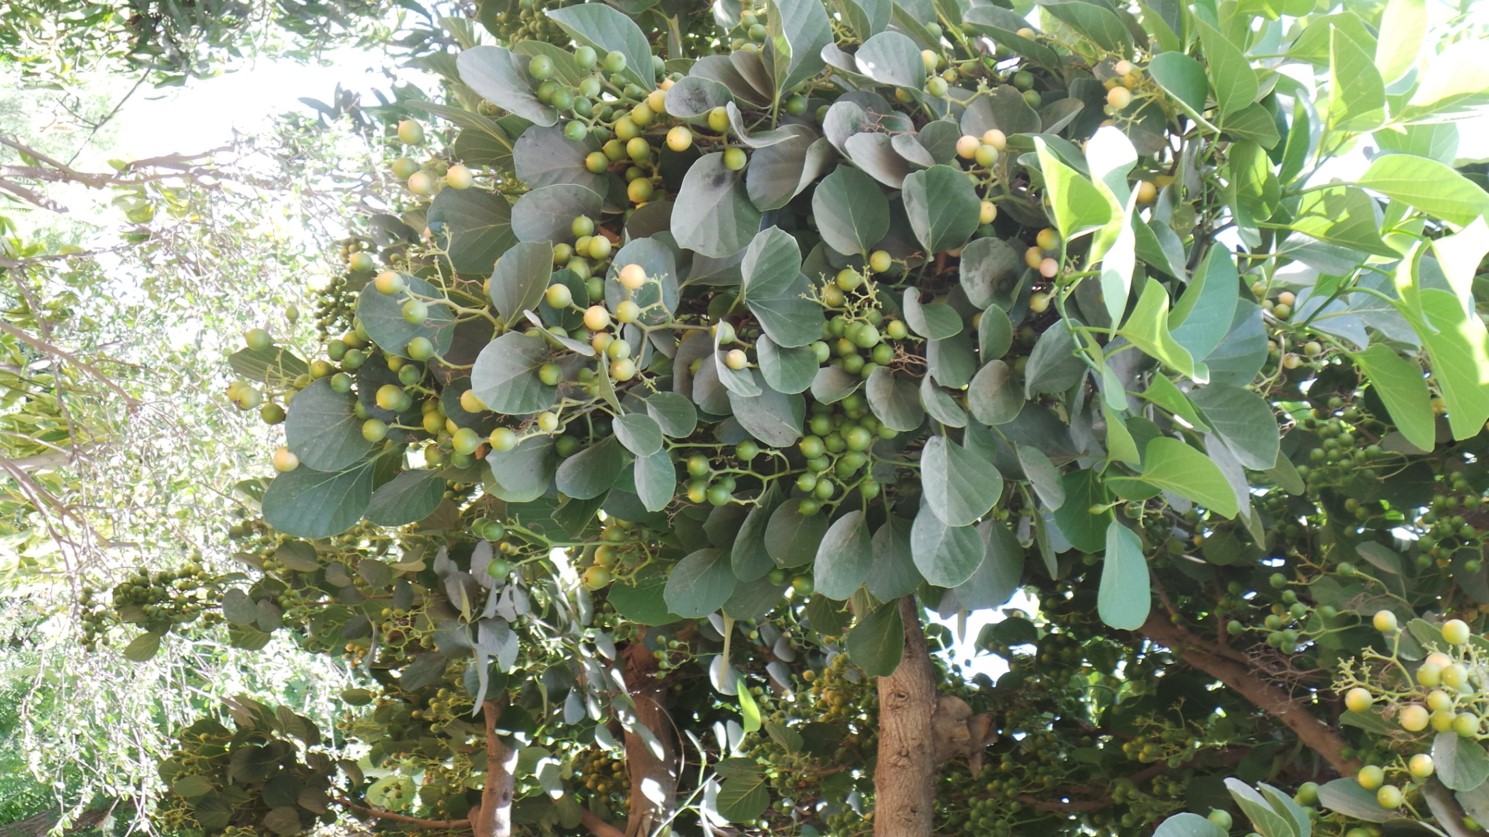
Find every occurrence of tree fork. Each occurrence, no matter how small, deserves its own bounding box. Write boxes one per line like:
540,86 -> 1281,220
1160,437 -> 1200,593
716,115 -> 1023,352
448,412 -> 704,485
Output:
1140,613 -> 1361,775
873,597 -> 940,836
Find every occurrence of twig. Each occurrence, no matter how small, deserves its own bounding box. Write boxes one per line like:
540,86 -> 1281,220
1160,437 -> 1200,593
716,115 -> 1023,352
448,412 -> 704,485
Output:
333,795 -> 471,830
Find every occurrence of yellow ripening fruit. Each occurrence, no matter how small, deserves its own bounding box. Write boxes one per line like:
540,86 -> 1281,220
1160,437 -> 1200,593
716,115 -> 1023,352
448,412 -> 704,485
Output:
1373,610 -> 1399,633
981,129 -> 1007,150
272,446 -> 300,473
724,349 -> 749,370
1427,689 -> 1455,712
1442,663 -> 1469,689
1356,764 -> 1384,791
1409,754 -> 1435,778
955,135 -> 980,159
445,164 -> 473,189
1135,180 -> 1158,204
979,200 -> 998,225
1024,246 -> 1044,269
583,305 -> 611,331
618,263 -> 647,290
1426,651 -> 1453,669
1443,618 -> 1471,645
666,126 -> 693,152
1344,687 -> 1373,714
1107,86 -> 1134,109
1038,257 -> 1060,279
1376,785 -> 1402,809
1036,227 -> 1059,251
1399,704 -> 1429,732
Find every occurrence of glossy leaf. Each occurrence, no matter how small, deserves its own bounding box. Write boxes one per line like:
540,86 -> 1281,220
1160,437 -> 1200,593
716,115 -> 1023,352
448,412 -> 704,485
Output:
1097,521 -> 1150,630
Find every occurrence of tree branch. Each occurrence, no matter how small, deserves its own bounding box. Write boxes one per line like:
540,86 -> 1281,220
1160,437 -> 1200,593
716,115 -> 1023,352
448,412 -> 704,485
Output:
874,597 -> 939,836
1140,613 -> 1360,775
469,698 -> 516,837
333,796 -> 471,830
0,321 -> 140,408
578,809 -> 626,837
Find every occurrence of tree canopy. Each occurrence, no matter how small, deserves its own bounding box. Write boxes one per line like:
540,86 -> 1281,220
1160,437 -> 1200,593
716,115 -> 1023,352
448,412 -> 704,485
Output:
7,0 -> 1489,836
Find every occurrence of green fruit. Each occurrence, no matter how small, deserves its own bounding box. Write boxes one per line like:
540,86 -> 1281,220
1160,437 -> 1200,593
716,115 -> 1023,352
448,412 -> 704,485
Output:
244,328 -> 272,351
603,50 -> 627,73
528,54 -> 555,80
722,147 -> 748,171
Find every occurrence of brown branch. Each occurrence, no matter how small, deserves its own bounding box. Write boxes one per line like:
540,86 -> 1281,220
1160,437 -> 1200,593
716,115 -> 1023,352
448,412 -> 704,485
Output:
469,698 -> 516,837
333,796 -> 471,830
577,809 -> 626,837
874,597 -> 939,836
620,639 -> 677,837
1140,612 -> 1360,775
0,321 -> 140,408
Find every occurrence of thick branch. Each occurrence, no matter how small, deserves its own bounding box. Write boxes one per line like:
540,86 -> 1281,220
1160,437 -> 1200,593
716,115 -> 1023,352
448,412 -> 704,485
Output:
333,796 -> 470,830
469,699 -> 516,837
874,597 -> 939,836
1140,613 -> 1360,775
620,641 -> 677,837
578,809 -> 626,837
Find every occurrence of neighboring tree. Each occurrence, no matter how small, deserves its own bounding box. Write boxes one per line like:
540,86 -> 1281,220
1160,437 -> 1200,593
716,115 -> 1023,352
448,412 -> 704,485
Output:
85,1 -> 1489,836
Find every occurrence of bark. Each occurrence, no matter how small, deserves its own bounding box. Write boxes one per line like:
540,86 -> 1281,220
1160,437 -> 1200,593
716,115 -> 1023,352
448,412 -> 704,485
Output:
873,597 -> 940,836
335,796 -> 470,830
1140,612 -> 1360,775
620,641 -> 677,837
578,808 -> 627,837
0,800 -> 120,837
469,699 -> 518,837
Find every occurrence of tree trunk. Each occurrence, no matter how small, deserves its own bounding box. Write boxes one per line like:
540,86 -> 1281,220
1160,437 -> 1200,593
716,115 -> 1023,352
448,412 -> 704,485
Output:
469,699 -> 517,837
873,597 -> 939,836
621,641 -> 677,837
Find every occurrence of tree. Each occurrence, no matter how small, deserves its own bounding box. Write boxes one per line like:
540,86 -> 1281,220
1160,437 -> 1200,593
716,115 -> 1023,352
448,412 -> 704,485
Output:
93,0 -> 1489,835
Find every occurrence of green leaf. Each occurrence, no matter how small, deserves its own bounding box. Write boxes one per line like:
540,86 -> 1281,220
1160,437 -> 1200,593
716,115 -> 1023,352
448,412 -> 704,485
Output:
746,129 -> 832,210
222,589 -> 256,626
729,373 -> 806,447
614,414 -> 663,457
968,360 -> 1023,425
1374,0 -> 1424,83
854,30 -> 923,88
555,437 -> 623,500
356,274 -> 456,359
1189,385 -> 1279,471
953,521 -> 1023,610
1352,344 -> 1435,452
511,184 -> 603,243
1110,437 -> 1241,518
1025,319 -> 1086,396
633,450 -> 676,513
902,165 -> 980,255
765,501 -> 829,568
715,764 -> 770,822
865,367 -> 925,432
911,507 -> 983,588
1356,154 -> 1489,227
1170,249 -> 1240,363
284,379 -> 372,472
664,76 -> 733,118
813,510 -> 874,600
608,565 -> 680,625
471,332 -> 556,415
647,391 -> 699,437
742,227 -> 820,348
263,460 -> 376,539
1404,40 -> 1489,119
485,437 -> 556,502
1119,277 -> 1203,382
427,188 -> 516,275
365,470 -> 445,526
456,46 -> 557,126
1153,813 -> 1229,837
812,165 -> 889,256
1038,0 -> 1132,55
664,548 -> 737,618
171,774 -> 215,799
1328,28 -> 1386,131
488,241 -> 554,327
1195,19 -> 1258,118
922,435 -> 1003,527
898,294 -> 957,345
546,5 -> 654,89
1418,289 -> 1489,441
868,516 -> 922,600
757,336 -> 819,394
1315,778 -> 1398,823
124,632 -> 162,662
1148,52 -> 1209,117
1035,139 -> 1112,240
229,345 -> 308,389
1227,140 -> 1280,228
959,238 -> 1022,309
1224,780 -> 1302,837
672,152 -> 763,258
1289,186 -> 1399,257
765,0 -> 832,91
262,806 -> 302,837
1097,521 -> 1150,630
846,601 -> 904,676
